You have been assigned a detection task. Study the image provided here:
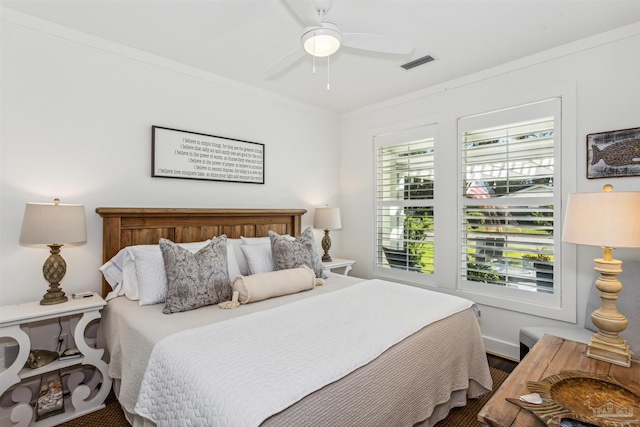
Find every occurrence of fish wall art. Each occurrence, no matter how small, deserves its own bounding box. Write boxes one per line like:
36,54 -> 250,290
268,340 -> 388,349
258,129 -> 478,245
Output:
587,127 -> 640,179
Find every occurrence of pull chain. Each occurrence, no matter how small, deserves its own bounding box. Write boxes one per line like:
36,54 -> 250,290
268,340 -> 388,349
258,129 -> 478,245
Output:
312,33 -> 316,74
326,55 -> 330,90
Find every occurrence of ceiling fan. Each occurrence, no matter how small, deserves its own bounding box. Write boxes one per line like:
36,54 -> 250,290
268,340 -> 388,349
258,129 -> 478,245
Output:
265,0 -> 414,78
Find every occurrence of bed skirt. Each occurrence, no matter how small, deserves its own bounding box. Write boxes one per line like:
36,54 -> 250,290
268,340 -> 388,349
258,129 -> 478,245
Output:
115,379 -> 485,427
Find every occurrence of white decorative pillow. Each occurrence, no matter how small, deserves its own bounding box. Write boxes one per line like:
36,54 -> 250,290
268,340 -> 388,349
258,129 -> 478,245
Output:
233,266 -> 318,304
227,243 -> 241,280
238,234 -> 294,275
241,236 -> 271,245
228,238 -> 249,276
131,248 -> 169,306
241,243 -> 274,274
129,240 -> 212,306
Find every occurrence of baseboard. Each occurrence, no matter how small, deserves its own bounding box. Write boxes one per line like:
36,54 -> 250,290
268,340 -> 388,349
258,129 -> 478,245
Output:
483,336 -> 520,361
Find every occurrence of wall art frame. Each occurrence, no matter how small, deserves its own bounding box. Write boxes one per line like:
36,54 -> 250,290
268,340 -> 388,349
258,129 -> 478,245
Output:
586,126 -> 640,179
152,126 -> 265,184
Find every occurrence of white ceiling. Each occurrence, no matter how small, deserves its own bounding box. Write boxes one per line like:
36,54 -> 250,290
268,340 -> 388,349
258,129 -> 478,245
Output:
3,0 -> 640,114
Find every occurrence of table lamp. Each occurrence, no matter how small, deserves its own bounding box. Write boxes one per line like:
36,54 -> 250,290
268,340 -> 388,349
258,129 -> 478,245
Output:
20,199 -> 87,305
562,185 -> 640,367
314,206 -> 341,262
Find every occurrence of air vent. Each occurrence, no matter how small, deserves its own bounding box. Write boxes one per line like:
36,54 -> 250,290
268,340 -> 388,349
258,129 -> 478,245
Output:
401,55 -> 435,70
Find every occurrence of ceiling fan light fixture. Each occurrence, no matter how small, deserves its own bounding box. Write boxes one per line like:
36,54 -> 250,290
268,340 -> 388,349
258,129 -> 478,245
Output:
302,24 -> 342,57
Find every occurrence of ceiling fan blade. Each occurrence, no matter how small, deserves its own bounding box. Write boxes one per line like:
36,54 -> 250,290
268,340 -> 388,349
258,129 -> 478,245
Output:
265,46 -> 306,77
283,0 -> 321,27
342,33 -> 414,55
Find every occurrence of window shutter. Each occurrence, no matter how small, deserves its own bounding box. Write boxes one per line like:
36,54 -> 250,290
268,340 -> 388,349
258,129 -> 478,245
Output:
459,99 -> 559,294
375,126 -> 435,275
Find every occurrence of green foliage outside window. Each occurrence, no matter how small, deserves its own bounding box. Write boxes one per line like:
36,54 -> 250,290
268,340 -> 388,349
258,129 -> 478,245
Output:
402,212 -> 434,274
466,262 -> 504,283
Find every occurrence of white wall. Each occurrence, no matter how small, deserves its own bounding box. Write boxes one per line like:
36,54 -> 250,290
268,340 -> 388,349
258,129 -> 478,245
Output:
339,23 -> 640,360
0,9 -> 341,306
2,8 -> 639,361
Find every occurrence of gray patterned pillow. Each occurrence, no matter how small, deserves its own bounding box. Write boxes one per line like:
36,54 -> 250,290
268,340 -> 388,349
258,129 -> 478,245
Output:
160,235 -> 232,314
269,227 -> 327,279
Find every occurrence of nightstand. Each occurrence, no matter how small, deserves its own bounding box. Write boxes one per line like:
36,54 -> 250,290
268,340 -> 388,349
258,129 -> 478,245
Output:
322,258 -> 355,276
0,293 -> 112,426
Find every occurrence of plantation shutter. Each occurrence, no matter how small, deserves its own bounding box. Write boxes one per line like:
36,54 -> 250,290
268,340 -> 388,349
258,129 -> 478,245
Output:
459,98 -> 560,294
375,125 -> 435,275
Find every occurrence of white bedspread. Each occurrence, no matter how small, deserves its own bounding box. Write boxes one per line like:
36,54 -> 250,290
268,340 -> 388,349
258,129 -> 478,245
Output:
133,279 -> 473,427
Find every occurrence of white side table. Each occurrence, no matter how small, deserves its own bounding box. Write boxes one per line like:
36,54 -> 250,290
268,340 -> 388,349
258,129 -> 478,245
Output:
0,293 -> 111,427
322,258 -> 356,276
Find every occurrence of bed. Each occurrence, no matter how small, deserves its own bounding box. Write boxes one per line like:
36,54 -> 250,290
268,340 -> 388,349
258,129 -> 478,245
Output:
96,207 -> 492,427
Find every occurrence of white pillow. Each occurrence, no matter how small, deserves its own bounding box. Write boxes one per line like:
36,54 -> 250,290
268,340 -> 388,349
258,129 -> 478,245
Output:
131,240 -> 212,306
234,235 -> 295,276
99,248 -> 127,289
241,243 -> 274,274
100,241 -> 216,303
105,283 -> 123,302
122,248 -> 140,300
240,236 -> 271,245
228,238 -> 249,276
227,243 -> 241,280
131,248 -> 167,305
241,235 -> 293,245
99,247 -> 139,300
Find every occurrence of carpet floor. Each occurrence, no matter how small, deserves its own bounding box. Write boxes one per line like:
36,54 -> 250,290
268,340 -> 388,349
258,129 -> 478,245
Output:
57,367 -> 509,427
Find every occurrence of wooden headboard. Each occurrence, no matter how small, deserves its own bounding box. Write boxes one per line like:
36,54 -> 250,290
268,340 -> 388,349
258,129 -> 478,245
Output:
95,207 -> 307,297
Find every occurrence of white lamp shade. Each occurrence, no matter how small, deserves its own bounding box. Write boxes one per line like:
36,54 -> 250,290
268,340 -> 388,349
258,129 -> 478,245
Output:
314,207 -> 342,230
302,24 -> 342,57
562,191 -> 640,248
20,202 -> 87,245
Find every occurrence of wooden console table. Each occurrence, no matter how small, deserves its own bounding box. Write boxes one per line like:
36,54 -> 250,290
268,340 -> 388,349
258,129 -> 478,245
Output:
478,334 -> 640,426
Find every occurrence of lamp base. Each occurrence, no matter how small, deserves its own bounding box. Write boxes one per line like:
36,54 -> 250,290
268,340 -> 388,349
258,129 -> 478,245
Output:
585,255 -> 630,367
40,287 -> 68,305
40,244 -> 68,305
587,332 -> 630,367
321,230 -> 332,262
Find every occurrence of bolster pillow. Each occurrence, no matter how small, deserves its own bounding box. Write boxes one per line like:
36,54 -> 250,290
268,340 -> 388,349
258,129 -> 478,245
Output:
232,265 -> 320,304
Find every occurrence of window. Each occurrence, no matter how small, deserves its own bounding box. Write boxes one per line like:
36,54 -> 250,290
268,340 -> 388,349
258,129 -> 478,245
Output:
375,125 -> 436,277
458,98 -> 561,304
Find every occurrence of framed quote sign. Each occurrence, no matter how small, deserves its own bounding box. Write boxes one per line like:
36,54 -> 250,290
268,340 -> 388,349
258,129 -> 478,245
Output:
152,126 -> 265,184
